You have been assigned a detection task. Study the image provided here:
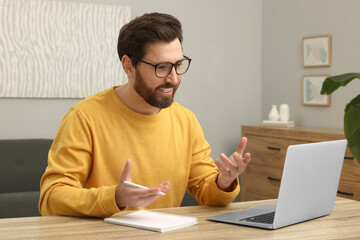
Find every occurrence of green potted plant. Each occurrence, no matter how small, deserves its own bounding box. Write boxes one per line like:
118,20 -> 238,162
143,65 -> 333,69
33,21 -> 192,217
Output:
321,73 -> 360,163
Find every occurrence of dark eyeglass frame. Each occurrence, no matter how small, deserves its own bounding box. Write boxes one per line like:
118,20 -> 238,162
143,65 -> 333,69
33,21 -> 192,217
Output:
130,55 -> 192,78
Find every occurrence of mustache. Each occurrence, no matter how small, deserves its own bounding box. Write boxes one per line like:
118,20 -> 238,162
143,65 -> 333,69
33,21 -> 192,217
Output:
156,83 -> 177,89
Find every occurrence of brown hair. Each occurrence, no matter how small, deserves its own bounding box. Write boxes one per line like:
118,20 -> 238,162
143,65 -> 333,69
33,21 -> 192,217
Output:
117,12 -> 183,66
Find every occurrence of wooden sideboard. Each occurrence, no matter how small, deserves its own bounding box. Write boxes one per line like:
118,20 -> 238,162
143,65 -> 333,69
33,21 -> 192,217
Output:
241,125 -> 360,201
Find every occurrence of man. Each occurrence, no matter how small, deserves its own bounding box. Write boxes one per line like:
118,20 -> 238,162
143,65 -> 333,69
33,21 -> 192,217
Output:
39,12 -> 251,217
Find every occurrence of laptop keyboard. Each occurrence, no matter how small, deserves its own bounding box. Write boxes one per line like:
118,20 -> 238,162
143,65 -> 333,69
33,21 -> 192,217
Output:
239,211 -> 275,224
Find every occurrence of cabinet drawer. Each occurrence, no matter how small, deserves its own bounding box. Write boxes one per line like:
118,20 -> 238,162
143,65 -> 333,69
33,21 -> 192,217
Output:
338,179 -> 360,201
337,148 -> 360,201
244,135 -> 307,169
341,150 -> 360,182
242,164 -> 283,200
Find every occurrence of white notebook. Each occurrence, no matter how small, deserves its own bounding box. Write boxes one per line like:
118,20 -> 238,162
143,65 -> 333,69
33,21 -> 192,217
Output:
104,210 -> 198,233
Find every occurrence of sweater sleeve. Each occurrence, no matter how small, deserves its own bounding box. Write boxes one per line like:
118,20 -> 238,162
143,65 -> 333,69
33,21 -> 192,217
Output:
39,108 -> 121,217
187,114 -> 240,205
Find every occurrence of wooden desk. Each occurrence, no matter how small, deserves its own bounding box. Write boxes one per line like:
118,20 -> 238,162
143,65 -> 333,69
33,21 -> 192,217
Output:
1,197 -> 360,240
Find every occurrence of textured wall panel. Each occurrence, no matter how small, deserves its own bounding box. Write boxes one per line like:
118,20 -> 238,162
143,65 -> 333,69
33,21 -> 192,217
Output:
0,0 -> 130,98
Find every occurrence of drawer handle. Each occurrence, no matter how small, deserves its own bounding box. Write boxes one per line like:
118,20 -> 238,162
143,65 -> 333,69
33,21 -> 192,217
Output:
267,147 -> 281,151
344,157 -> 354,160
337,190 -> 354,196
267,177 -> 281,182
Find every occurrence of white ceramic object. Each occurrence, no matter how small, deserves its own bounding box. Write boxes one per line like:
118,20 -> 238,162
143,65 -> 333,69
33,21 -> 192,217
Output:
268,105 -> 280,121
279,104 -> 290,122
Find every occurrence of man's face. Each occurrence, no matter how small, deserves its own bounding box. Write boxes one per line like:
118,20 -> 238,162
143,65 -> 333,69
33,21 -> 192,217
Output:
133,39 -> 184,109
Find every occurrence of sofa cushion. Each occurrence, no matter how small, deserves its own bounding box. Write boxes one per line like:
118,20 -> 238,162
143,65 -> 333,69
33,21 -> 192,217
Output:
0,139 -> 52,193
0,191 -> 41,218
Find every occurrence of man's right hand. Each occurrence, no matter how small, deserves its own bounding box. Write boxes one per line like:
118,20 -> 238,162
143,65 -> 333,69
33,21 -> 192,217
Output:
115,159 -> 170,209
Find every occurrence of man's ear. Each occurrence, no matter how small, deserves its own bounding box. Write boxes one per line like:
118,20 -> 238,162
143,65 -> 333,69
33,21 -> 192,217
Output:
121,55 -> 135,80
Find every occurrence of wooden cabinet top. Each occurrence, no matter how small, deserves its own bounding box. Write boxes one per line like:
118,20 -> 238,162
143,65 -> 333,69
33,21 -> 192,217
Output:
242,125 -> 345,142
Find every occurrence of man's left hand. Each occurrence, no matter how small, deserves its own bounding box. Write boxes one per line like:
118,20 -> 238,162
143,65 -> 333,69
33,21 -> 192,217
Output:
215,137 -> 251,192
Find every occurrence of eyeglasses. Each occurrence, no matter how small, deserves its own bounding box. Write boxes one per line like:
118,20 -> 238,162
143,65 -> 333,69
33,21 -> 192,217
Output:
130,55 -> 192,78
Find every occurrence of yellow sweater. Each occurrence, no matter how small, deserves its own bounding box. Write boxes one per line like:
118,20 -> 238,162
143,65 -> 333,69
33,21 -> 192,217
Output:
39,87 -> 239,217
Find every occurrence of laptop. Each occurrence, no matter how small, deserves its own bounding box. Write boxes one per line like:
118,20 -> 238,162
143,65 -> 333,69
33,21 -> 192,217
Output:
208,139 -> 347,229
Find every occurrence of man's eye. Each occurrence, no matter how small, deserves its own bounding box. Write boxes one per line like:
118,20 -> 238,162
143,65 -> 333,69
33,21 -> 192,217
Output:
157,64 -> 168,70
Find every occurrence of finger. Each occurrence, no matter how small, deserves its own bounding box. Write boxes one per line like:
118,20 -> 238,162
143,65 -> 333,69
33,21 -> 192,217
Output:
222,153 -> 244,177
231,152 -> 243,169
232,152 -> 251,170
130,187 -> 164,197
220,153 -> 237,169
158,182 -> 171,193
125,190 -> 161,207
244,152 -> 251,165
234,153 -> 251,175
119,159 -> 131,182
236,137 -> 248,155
215,158 -> 230,174
137,195 -> 160,207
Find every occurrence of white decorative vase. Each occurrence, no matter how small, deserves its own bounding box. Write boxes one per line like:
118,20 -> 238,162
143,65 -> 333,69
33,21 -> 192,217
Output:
268,105 -> 280,121
279,104 -> 290,122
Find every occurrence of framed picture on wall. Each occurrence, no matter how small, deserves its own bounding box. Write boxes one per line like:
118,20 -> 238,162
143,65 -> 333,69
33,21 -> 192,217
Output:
302,35 -> 331,67
302,75 -> 330,106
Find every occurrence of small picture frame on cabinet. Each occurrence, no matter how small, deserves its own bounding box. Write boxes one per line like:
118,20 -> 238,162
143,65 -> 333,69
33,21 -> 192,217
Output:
302,75 -> 330,106
302,35 -> 331,67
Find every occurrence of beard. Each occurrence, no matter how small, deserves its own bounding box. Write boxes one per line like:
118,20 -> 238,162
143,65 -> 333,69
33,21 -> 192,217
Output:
133,70 -> 180,109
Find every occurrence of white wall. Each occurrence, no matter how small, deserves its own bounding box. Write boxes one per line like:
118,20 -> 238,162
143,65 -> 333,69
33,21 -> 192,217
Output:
0,0 -> 263,159
262,0 -> 360,129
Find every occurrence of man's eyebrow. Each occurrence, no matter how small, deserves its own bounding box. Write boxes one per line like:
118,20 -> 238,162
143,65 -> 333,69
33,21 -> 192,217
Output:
155,57 -> 186,64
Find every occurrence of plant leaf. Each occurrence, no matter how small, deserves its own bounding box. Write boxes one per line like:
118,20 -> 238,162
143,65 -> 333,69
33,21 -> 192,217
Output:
345,94 -> 360,113
321,73 -> 360,95
344,103 -> 360,163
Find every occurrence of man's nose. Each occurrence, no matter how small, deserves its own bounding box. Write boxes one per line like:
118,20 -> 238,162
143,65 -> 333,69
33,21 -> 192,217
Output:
164,67 -> 179,84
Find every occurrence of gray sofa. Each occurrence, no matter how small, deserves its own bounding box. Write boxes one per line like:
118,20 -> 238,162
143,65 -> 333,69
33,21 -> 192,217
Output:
0,139 -> 198,218
0,139 -> 53,218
